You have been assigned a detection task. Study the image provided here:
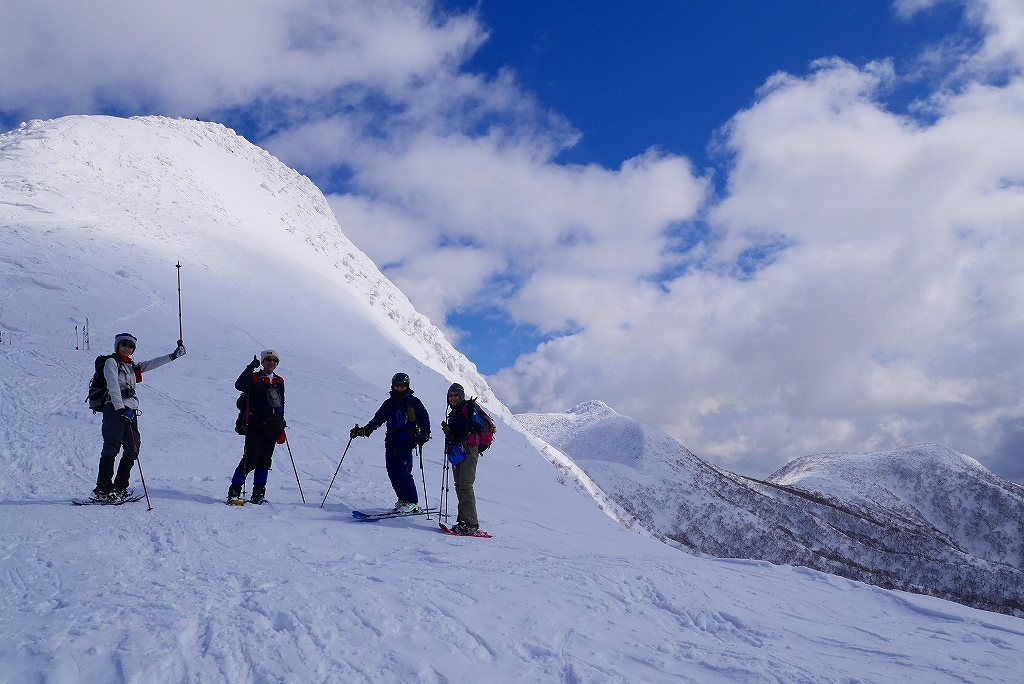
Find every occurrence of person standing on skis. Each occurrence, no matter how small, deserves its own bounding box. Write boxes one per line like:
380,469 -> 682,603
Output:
93,332 -> 186,502
440,383 -> 482,535
350,372 -> 430,513
228,350 -> 286,505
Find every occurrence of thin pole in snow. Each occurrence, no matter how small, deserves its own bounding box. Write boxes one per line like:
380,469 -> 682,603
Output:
175,261 -> 184,345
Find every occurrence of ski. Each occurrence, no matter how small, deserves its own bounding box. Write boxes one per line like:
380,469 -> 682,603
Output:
439,523 -> 492,538
352,508 -> 437,521
73,495 -> 145,506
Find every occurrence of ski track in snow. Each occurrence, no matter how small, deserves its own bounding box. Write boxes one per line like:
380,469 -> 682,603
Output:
1,116 -> 1023,683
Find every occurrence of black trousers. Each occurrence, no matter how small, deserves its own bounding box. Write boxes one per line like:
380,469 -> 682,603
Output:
96,403 -> 140,493
241,413 -> 284,473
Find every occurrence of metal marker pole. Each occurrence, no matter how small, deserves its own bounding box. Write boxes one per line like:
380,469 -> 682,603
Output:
175,261 -> 184,345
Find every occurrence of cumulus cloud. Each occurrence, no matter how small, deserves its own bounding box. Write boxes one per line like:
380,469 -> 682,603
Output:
0,0 -> 481,119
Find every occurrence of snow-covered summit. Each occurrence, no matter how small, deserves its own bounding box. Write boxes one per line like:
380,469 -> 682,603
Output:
520,402 -> 1024,615
0,114 -> 500,413
769,444 -> 1024,568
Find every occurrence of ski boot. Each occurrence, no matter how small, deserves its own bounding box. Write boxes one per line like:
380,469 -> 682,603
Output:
91,487 -> 114,503
451,521 -> 479,536
249,485 -> 266,505
227,484 -> 244,505
110,488 -> 132,503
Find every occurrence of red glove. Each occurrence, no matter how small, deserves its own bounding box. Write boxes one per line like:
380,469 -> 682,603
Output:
277,431 -> 286,444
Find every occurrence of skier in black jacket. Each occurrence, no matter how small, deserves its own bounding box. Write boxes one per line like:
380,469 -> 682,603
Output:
228,350 -> 285,504
351,372 -> 430,513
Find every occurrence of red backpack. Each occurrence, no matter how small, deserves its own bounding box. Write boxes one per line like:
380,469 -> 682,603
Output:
462,398 -> 497,452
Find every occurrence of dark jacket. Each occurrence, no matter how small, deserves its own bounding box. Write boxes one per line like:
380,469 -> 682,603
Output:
443,400 -> 473,454
365,390 -> 430,450
236,369 -> 285,417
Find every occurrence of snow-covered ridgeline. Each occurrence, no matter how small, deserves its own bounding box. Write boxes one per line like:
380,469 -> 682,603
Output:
518,400 -> 1024,615
0,115 -> 502,416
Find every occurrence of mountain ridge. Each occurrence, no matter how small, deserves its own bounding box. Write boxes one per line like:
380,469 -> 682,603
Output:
518,400 -> 1024,615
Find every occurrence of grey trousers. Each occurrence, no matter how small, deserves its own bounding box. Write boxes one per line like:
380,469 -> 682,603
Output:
453,444 -> 480,528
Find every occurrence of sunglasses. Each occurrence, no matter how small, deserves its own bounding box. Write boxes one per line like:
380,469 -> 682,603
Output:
264,357 -> 279,363
118,341 -> 136,349
392,382 -> 409,388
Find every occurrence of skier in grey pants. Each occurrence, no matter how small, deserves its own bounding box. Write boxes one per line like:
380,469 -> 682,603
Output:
93,332 -> 185,502
441,383 -> 480,534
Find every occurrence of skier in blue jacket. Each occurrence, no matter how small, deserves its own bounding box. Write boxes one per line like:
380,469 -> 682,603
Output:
351,372 -> 430,512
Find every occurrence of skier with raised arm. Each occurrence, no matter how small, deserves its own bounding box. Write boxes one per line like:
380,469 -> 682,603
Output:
228,350 -> 286,505
90,333 -> 186,502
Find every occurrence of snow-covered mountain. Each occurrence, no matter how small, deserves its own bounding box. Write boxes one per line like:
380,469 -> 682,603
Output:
518,400 -> 1024,615
2,116 -> 1023,682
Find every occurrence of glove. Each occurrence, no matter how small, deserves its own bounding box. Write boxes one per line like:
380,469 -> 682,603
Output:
118,407 -> 136,421
415,433 -> 430,446
170,340 -> 186,359
246,355 -> 260,372
277,431 -> 286,444
350,426 -> 363,439
440,421 -> 449,434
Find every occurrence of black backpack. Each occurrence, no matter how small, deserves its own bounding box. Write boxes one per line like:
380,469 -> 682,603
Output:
235,393 -> 247,434
86,355 -> 116,412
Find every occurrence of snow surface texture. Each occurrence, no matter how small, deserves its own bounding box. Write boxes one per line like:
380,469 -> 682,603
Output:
518,400 -> 1024,616
1,116 -> 1023,682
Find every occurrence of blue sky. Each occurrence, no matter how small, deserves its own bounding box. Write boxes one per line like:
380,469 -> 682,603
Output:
448,1 -> 968,171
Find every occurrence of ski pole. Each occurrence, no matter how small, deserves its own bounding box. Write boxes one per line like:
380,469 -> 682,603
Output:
439,452 -> 450,522
283,429 -> 305,504
321,428 -> 356,507
125,418 -> 153,511
418,443 -> 430,519
175,261 -> 184,344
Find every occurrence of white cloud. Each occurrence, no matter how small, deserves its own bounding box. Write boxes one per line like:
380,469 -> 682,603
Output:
0,0 -> 481,118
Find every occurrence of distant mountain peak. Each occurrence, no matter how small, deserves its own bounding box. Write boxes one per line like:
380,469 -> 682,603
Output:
565,400 -> 615,417
519,405 -> 1024,616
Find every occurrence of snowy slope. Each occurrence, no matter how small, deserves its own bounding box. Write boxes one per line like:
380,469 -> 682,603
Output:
768,445 -> 1024,570
518,400 -> 1024,615
2,116 -> 1024,683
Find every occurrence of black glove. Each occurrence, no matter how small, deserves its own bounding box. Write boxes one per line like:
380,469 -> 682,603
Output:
415,433 -> 430,446
246,355 -> 260,372
440,421 -> 449,434
350,426 -> 366,439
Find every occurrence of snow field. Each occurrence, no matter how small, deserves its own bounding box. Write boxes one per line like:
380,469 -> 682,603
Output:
1,115 -> 1024,683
